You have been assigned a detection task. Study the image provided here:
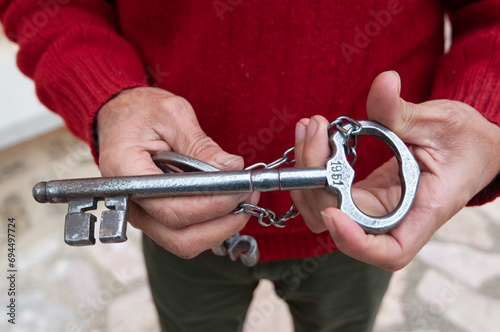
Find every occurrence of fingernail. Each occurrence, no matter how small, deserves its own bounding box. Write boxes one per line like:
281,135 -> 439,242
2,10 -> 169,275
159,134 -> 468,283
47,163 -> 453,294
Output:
306,117 -> 319,138
239,192 -> 253,202
321,211 -> 336,234
391,70 -> 401,95
249,192 -> 260,205
238,192 -> 259,207
215,153 -> 243,167
295,122 -> 307,142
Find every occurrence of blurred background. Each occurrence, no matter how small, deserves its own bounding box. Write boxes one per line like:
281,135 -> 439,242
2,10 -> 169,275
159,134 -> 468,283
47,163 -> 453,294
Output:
1,25 -> 500,332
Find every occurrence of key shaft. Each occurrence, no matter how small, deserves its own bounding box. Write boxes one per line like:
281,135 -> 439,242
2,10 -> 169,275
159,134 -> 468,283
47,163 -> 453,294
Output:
33,167 -> 327,203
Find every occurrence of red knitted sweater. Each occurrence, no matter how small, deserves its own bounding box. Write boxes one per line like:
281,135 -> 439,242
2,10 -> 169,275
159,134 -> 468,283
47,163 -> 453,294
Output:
2,0 -> 499,261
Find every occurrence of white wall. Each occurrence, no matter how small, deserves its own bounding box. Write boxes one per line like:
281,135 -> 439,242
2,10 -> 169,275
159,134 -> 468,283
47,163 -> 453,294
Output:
0,32 -> 63,150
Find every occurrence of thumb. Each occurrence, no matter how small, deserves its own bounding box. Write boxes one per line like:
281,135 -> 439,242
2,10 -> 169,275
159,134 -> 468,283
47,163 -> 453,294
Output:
366,71 -> 421,145
177,129 -> 244,171
162,97 -> 244,171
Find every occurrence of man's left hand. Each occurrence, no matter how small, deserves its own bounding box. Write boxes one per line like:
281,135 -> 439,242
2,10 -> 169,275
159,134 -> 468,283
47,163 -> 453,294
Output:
291,71 -> 500,271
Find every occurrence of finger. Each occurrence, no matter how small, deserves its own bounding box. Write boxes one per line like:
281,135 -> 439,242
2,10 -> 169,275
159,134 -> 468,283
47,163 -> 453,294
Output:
294,118 -> 309,167
98,143 -> 253,228
353,157 -> 405,215
100,97 -> 248,228
366,70 -> 414,138
321,208 -> 407,271
366,71 -> 467,150
98,92 -> 244,174
366,71 -> 436,146
129,194 -> 259,259
135,191 -> 254,229
321,196 -> 440,271
366,71 -> 402,129
302,116 -> 331,167
357,157 -> 401,189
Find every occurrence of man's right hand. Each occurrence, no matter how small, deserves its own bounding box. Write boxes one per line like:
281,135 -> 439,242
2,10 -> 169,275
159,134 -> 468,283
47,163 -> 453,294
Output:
96,87 -> 259,258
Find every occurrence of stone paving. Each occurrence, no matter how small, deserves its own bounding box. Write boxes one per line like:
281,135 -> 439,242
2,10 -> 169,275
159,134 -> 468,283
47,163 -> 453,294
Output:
0,127 -> 499,332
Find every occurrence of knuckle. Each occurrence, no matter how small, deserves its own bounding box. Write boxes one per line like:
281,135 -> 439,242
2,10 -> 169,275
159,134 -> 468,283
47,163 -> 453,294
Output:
382,256 -> 410,272
437,103 -> 458,123
432,101 -> 472,147
400,102 -> 418,135
168,235 -> 201,259
200,195 -> 241,219
154,196 -> 242,230
302,155 -> 318,168
98,150 -> 121,176
160,95 -> 193,114
156,95 -> 196,124
227,213 -> 248,232
434,101 -> 468,129
157,204 -> 189,229
185,131 -> 220,158
309,224 -> 325,233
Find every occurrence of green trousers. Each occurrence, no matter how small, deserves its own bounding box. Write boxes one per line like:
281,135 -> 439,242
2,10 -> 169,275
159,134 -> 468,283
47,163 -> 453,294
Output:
143,234 -> 392,332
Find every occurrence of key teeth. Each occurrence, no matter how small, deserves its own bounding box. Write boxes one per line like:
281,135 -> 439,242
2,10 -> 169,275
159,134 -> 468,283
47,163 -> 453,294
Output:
64,198 -> 98,246
64,213 -> 96,246
99,210 -> 128,243
99,197 -> 129,244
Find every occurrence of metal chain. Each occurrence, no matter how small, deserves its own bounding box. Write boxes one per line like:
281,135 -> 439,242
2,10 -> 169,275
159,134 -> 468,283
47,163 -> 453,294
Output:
231,147 -> 299,228
328,116 -> 362,166
232,116 -> 362,228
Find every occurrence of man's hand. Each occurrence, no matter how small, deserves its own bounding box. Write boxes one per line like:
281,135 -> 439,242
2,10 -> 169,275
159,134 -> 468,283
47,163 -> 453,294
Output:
96,87 -> 259,258
291,71 -> 500,271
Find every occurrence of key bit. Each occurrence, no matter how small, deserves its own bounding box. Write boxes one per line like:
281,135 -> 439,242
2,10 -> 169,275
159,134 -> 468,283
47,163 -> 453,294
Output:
59,195 -> 128,246
99,197 -> 128,243
64,198 -> 98,246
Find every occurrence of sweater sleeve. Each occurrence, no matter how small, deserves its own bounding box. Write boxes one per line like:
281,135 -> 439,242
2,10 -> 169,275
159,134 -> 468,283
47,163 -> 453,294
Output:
432,0 -> 500,205
0,0 -> 147,160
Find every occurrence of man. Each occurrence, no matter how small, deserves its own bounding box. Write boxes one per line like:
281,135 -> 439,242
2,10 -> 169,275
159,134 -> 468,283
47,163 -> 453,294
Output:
1,0 -> 499,331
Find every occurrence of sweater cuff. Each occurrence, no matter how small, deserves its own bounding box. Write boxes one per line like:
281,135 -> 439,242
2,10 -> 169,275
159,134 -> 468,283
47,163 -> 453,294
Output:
33,26 -> 148,162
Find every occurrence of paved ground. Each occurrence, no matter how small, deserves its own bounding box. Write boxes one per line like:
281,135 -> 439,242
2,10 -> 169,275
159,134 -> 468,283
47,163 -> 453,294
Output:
0,127 -> 499,332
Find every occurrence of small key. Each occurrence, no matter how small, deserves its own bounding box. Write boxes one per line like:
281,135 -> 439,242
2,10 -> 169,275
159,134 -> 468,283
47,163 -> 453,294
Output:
33,121 -> 420,246
212,233 -> 260,267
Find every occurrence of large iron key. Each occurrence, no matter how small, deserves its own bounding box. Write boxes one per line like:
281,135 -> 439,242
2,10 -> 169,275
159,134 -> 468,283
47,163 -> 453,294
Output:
33,121 -> 420,245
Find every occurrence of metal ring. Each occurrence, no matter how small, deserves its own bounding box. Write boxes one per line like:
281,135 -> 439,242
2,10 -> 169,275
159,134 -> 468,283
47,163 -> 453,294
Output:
326,121 -> 420,234
328,116 -> 362,136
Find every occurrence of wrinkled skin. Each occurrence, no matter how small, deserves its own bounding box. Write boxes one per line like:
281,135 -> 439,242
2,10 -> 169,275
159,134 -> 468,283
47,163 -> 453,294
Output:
97,87 -> 259,258
291,71 -> 500,271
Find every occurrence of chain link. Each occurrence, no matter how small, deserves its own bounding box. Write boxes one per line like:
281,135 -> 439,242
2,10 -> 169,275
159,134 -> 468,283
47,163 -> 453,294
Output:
232,116 -> 362,228
328,116 -> 362,166
231,147 -> 298,228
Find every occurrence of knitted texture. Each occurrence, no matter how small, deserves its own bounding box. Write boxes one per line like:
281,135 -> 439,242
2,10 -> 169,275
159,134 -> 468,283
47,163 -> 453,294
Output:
2,0 -> 499,261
